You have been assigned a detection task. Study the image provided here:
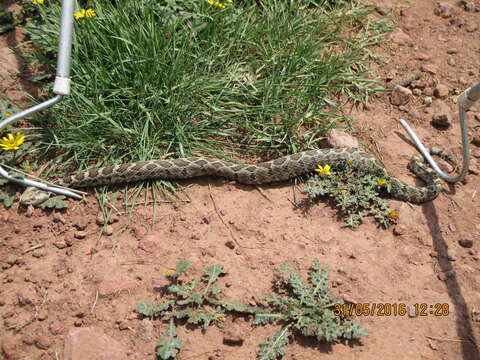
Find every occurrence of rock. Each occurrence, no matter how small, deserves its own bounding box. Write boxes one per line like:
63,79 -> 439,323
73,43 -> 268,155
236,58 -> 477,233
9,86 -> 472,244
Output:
459,0 -> 475,11
447,48 -> 458,54
95,214 -> 105,226
431,113 -> 452,127
17,286 -> 37,306
37,310 -> 48,321
117,320 -> 129,331
393,224 -> 407,236
390,29 -> 412,45
472,136 -> 480,147
447,57 -> 456,66
423,87 -> 434,96
64,327 -> 127,360
74,231 -> 87,240
102,225 -> 114,236
225,240 -> 236,249
411,80 -> 427,89
434,84 -> 449,98
54,241 -> 67,249
424,96 -> 433,105
97,277 -> 138,298
390,85 -> 412,106
136,319 -> 154,341
223,323 -> 247,344
459,238 -> 474,248
325,129 -> 359,148
421,64 -> 438,74
434,2 -> 454,17
34,335 -> 51,350
1,337 -> 19,360
466,21 -> 478,32
472,148 -> 480,158
73,218 -> 88,231
53,213 -> 66,224
25,205 -> 34,218
414,53 -> 431,61
49,321 -> 65,335
412,89 -> 422,96
469,164 -> 480,175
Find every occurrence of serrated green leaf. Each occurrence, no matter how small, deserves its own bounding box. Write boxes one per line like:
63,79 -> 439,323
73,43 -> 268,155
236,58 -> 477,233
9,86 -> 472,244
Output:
219,301 -> 252,313
203,264 -> 227,284
136,300 -> 175,316
38,195 -> 68,209
253,312 -> 284,325
174,260 -> 191,278
0,188 -> 15,208
257,327 -> 290,360
157,320 -> 181,360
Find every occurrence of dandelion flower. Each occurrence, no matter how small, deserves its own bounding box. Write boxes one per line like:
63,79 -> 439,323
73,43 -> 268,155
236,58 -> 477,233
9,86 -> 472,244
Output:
164,269 -> 175,277
0,132 -> 26,151
32,0 -> 44,5
207,0 -> 226,9
315,164 -> 331,176
377,178 -> 388,187
3,113 -> 12,118
387,209 -> 399,222
74,9 -> 86,20
85,9 -> 96,18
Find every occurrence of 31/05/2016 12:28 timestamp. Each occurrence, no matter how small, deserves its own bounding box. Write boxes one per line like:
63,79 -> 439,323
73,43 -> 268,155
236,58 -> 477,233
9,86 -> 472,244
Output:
333,303 -> 450,317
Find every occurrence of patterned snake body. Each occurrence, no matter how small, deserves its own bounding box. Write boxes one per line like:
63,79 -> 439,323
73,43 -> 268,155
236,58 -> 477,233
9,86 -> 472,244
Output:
58,147 -> 444,204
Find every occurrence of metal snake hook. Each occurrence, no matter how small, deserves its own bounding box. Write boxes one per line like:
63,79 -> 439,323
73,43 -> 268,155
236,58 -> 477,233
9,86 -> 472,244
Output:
400,82 -> 480,183
0,0 -> 81,200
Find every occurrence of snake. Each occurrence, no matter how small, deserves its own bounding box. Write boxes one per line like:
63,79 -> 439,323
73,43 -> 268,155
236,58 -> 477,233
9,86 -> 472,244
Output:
54,147 -> 450,204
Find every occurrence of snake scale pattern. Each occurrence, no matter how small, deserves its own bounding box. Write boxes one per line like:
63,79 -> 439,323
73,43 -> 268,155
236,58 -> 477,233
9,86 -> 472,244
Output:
58,147 -> 445,204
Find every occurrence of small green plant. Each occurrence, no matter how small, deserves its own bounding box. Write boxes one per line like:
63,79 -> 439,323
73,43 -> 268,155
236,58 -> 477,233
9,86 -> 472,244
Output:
302,159 -> 397,228
251,259 -> 367,360
136,260 -> 255,359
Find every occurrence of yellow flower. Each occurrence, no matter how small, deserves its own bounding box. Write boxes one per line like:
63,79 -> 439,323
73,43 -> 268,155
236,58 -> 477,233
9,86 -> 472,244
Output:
377,178 -> 388,187
0,132 -> 26,151
207,0 -> 226,8
32,0 -> 44,4
85,8 -> 96,18
346,159 -> 353,165
74,9 -> 86,20
164,269 -> 175,277
3,113 -> 12,118
315,164 -> 331,176
387,209 -> 399,222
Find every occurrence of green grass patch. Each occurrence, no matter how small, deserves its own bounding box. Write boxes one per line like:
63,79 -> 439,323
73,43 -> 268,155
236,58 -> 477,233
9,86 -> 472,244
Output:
17,0 -> 390,176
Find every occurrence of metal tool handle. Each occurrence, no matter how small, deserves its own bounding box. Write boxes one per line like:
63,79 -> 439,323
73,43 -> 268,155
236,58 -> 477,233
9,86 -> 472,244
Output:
0,0 -> 81,200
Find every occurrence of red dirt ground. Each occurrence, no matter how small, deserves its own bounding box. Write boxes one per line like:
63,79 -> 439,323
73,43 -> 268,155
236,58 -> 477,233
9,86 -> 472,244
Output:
1,0 -> 480,359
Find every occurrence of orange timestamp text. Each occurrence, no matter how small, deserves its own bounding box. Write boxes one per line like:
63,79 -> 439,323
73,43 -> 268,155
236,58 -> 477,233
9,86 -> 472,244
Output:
333,303 -> 450,317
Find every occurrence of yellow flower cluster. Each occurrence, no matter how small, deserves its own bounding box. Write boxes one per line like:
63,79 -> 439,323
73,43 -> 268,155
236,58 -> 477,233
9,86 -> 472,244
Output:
315,164 -> 331,176
74,8 -> 96,20
207,0 -> 233,9
32,0 -> 44,5
0,133 -> 26,151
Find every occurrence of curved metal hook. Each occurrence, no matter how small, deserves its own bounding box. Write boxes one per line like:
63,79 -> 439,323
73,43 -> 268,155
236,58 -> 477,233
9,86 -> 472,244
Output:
400,82 -> 480,183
